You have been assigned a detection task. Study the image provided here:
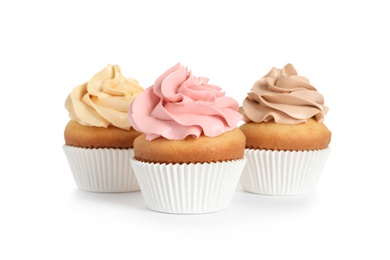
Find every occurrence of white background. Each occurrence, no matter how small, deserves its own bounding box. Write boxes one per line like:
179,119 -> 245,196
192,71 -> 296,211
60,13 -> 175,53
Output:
1,0 -> 389,259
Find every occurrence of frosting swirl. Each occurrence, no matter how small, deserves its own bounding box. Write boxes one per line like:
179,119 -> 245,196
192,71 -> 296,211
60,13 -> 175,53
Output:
241,63 -> 328,124
128,63 -> 243,141
65,64 -> 143,130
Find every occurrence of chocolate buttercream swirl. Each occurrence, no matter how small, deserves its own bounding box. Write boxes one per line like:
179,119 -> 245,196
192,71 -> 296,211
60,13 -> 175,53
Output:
241,63 -> 328,124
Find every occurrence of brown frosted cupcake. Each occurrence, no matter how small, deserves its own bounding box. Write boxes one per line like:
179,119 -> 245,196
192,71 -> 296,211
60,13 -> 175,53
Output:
129,63 -> 246,214
63,64 -> 144,192
239,63 -> 331,195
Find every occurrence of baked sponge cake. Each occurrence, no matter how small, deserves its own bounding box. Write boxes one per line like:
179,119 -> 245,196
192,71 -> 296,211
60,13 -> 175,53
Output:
128,63 -> 246,214
63,64 -> 144,192
239,63 -> 331,195
64,120 -> 141,149
133,128 -> 245,164
240,118 -> 330,151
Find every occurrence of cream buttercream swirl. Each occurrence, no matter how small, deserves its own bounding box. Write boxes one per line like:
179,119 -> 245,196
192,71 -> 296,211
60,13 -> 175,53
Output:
241,63 -> 328,124
65,64 -> 143,130
128,63 -> 243,141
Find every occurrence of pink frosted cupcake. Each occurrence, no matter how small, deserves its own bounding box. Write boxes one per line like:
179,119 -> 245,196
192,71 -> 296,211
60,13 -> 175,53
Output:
63,64 -> 144,192
239,63 -> 331,195
129,63 -> 246,214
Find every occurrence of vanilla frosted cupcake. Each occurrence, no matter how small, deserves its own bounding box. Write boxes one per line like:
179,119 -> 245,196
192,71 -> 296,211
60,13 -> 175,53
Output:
63,64 -> 144,192
239,63 -> 331,195
129,63 -> 246,214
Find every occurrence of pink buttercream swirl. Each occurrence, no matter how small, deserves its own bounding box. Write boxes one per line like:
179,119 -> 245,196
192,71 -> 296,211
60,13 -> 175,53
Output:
241,63 -> 328,124
129,63 -> 243,141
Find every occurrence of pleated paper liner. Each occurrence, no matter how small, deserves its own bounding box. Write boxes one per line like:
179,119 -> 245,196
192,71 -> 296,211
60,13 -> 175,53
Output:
131,158 -> 247,214
63,145 -> 140,192
240,148 -> 330,195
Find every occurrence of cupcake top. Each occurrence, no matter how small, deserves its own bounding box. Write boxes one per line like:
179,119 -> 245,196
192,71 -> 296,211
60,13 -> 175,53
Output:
65,64 -> 143,130
241,63 -> 328,124
128,63 -> 243,141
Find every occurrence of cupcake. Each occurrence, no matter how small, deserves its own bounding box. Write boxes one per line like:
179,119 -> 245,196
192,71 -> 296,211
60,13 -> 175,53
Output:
63,64 -> 144,192
128,63 -> 246,214
239,63 -> 331,195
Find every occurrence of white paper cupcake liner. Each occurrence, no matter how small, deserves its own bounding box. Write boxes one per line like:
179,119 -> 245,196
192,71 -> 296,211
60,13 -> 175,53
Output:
240,148 -> 330,195
63,145 -> 140,192
130,158 -> 247,214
